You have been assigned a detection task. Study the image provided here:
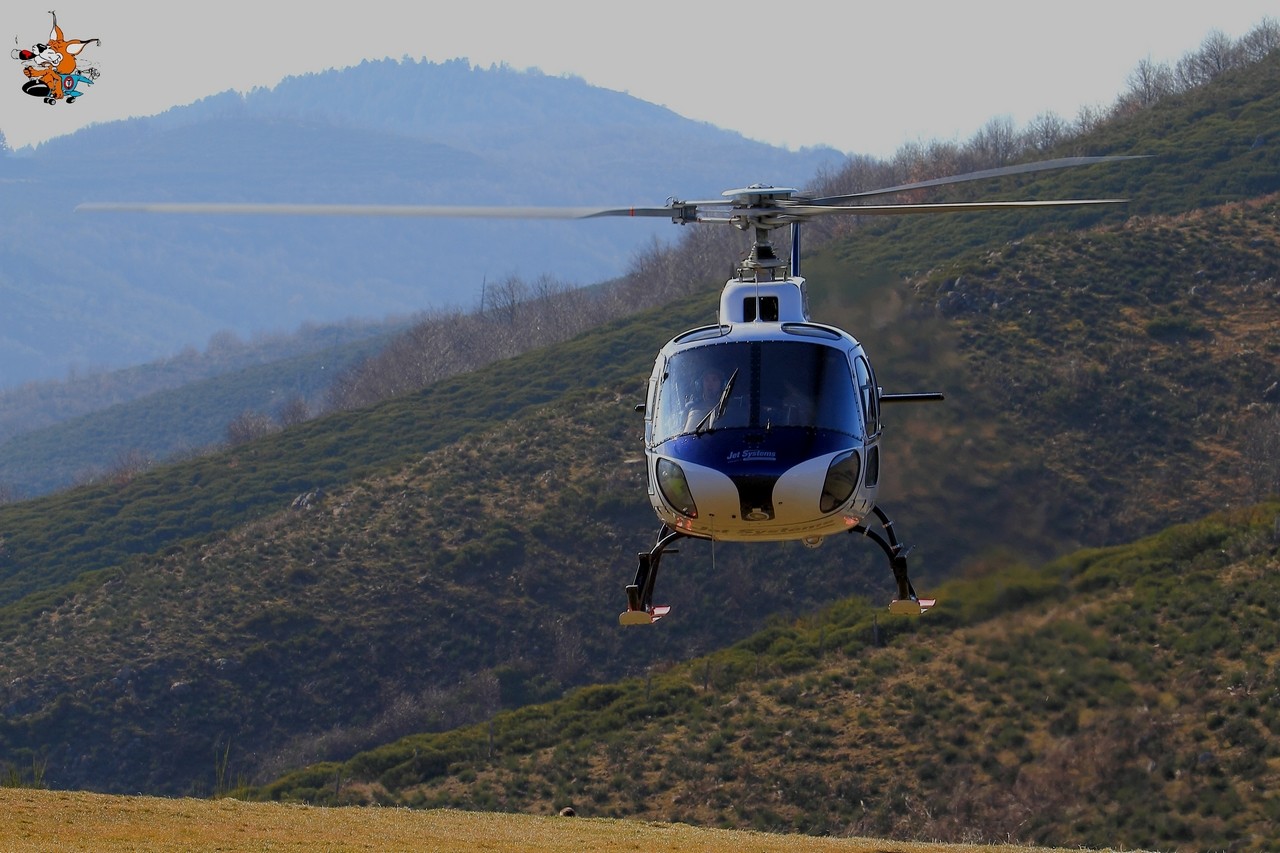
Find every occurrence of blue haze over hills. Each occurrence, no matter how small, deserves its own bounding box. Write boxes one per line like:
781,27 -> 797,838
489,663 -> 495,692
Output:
0,58 -> 844,388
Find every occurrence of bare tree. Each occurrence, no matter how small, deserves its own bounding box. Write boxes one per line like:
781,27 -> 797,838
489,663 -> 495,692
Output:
965,115 -> 1020,169
809,153 -> 895,199
891,139 -> 933,186
1073,103 -> 1107,136
480,274 -> 528,327
891,137 -> 964,186
1175,29 -> 1241,89
226,410 -> 278,446
277,395 -> 310,428
1239,17 -> 1280,62
1120,57 -> 1176,111
1021,111 -> 1069,152
107,448 -> 154,485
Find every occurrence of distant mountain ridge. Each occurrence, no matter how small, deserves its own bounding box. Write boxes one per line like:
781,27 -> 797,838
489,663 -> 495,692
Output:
0,58 -> 843,387
160,59 -> 746,158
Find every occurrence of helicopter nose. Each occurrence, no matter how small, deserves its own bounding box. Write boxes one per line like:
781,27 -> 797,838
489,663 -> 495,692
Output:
732,474 -> 776,521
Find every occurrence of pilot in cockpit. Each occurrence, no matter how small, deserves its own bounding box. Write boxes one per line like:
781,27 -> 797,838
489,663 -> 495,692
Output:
684,367 -> 728,432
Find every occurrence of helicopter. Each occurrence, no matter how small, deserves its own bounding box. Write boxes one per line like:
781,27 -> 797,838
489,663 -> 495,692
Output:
77,154 -> 1139,626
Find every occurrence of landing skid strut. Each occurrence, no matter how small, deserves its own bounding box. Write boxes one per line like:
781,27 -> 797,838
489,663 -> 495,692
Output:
620,524 -> 684,625
851,505 -> 935,615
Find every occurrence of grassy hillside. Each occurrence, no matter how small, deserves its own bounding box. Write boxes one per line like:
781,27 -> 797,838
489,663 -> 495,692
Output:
252,502 -> 1280,852
804,189 -> 1280,562
0,299 -> 706,610
914,196 -> 1280,539
0,372 -> 891,795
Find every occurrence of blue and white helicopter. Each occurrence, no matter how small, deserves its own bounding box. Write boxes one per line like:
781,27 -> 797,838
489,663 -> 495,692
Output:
78,155 -> 1136,625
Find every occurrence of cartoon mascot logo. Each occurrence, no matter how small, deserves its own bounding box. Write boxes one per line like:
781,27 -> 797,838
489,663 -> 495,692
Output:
12,11 -> 100,104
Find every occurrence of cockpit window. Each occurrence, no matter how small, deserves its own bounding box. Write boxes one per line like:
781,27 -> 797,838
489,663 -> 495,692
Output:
853,355 -> 880,436
653,341 -> 862,442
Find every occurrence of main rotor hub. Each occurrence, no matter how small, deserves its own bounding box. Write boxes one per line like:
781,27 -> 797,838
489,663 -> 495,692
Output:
721,184 -> 799,206
719,186 -> 799,272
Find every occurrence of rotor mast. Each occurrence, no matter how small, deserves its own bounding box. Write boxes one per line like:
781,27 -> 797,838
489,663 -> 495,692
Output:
721,184 -> 798,279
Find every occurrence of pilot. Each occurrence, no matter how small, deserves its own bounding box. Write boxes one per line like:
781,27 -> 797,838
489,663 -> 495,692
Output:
684,367 -> 727,432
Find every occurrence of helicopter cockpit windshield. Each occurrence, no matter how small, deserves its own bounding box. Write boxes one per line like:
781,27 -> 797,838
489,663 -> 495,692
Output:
654,341 -> 863,443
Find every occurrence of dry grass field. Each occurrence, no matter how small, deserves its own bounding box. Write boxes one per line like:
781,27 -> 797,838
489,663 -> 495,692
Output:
0,788 -> 1135,852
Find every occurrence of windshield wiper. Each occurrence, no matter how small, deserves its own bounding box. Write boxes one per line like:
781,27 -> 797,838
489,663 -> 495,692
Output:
694,368 -> 738,436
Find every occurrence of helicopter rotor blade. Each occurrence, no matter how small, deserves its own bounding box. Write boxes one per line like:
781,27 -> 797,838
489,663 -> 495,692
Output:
785,198 -> 1128,218
805,155 -> 1147,205
74,201 -> 683,220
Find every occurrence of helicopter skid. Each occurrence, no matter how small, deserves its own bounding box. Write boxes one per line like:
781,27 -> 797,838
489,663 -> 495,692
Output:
888,598 -> 936,615
620,605 -> 671,626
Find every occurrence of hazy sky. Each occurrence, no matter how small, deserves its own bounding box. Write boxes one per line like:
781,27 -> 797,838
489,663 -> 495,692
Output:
3,1 -> 1276,157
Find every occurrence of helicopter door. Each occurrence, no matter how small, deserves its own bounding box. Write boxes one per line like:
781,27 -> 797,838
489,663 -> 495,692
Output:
853,355 -> 880,437
644,367 -> 661,441
853,354 -> 881,488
